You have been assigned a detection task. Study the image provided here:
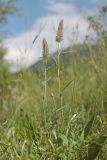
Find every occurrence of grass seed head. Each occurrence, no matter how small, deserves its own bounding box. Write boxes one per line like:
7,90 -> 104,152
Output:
42,38 -> 49,60
56,19 -> 64,42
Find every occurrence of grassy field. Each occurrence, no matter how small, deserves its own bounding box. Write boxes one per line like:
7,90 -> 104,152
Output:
0,21 -> 107,159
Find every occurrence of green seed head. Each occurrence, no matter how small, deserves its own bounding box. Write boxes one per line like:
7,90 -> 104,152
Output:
56,20 -> 64,42
42,38 -> 49,60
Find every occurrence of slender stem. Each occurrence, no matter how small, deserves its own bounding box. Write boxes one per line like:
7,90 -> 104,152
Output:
43,59 -> 47,124
57,43 -> 61,96
44,60 -> 47,108
57,43 -> 63,108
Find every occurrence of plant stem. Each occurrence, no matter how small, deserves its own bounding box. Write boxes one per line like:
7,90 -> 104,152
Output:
57,43 -> 61,95
57,43 -> 62,108
43,59 -> 47,124
44,59 -> 47,108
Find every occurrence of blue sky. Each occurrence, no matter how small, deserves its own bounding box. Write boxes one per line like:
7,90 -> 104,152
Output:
5,0 -> 105,37
5,0 -> 47,37
4,0 -> 106,72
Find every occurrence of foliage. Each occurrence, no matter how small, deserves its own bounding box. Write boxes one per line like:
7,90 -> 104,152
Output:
0,0 -> 18,111
88,4 -> 107,46
0,0 -> 18,58
0,0 -> 19,26
0,4 -> 107,160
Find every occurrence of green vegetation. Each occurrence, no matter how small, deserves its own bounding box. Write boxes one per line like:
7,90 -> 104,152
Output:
0,3 -> 107,160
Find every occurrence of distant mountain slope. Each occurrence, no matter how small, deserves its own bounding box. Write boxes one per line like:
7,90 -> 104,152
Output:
29,43 -> 94,71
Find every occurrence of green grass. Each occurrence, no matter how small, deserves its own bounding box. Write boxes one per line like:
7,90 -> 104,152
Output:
0,27 -> 107,159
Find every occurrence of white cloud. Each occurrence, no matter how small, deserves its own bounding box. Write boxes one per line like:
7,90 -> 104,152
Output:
45,1 -> 78,15
4,2 -> 92,72
91,0 -> 106,5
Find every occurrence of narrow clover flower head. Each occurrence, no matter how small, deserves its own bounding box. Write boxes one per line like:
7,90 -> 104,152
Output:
42,38 -> 49,60
56,19 -> 64,42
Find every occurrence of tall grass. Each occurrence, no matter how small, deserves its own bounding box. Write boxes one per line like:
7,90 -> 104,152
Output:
0,20 -> 107,160
56,20 -> 63,109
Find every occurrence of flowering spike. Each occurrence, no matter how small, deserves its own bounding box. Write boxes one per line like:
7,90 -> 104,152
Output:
42,38 -> 49,59
56,20 -> 64,42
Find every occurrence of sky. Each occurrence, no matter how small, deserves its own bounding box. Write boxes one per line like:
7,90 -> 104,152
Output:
3,0 -> 106,72
5,0 -> 105,37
